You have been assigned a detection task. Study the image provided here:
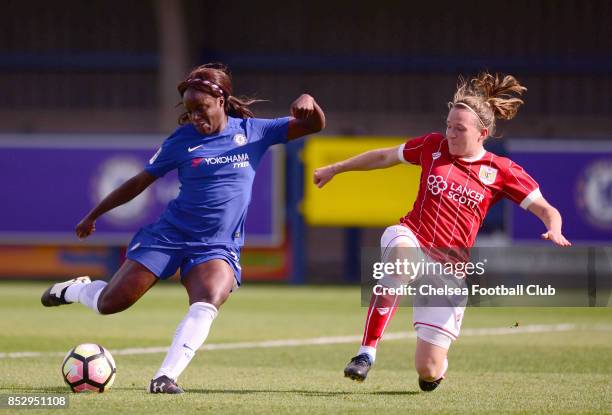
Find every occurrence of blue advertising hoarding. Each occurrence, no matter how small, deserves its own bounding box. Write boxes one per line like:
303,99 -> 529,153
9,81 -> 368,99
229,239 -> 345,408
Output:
508,140 -> 612,243
0,135 -> 284,247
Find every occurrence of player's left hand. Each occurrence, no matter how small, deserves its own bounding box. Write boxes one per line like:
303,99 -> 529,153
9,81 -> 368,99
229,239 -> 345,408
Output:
541,230 -> 572,247
290,94 -> 316,119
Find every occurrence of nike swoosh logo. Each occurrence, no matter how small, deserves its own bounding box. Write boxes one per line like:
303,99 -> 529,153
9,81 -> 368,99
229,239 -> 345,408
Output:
188,145 -> 203,152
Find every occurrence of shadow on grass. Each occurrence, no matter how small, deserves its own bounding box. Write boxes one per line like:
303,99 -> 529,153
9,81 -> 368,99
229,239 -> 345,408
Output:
5,386 -> 149,393
4,386 -> 70,393
2,386 -> 420,396
187,388 -> 420,396
56,386 -> 423,396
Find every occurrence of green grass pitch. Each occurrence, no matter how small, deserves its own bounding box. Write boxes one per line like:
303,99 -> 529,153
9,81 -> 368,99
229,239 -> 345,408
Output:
0,281 -> 610,414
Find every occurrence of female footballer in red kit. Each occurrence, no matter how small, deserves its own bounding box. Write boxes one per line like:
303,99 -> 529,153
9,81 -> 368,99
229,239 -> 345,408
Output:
314,72 -> 571,391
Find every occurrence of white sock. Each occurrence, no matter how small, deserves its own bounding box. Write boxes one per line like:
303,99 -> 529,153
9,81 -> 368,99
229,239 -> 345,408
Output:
154,302 -> 218,381
65,280 -> 107,313
64,281 -> 88,303
358,345 -> 377,363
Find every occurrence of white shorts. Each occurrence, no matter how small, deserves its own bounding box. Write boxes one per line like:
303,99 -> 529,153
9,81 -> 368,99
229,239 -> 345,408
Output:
380,225 -> 465,348
379,225 -> 425,288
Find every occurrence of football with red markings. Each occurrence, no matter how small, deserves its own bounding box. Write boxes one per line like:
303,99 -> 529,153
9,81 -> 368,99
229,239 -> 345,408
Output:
61,343 -> 116,393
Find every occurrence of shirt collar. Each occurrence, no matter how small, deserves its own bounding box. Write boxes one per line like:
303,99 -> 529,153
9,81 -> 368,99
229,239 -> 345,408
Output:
459,148 -> 487,162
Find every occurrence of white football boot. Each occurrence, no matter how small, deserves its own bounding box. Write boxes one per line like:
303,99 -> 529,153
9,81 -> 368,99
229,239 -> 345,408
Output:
41,276 -> 91,307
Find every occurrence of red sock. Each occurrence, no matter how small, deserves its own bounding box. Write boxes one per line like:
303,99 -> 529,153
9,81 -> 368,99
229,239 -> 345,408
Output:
361,293 -> 399,348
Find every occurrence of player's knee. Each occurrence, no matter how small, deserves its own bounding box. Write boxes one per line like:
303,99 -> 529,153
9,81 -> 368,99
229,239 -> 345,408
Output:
415,360 -> 440,382
189,287 -> 230,309
393,241 -> 415,249
414,356 -> 444,382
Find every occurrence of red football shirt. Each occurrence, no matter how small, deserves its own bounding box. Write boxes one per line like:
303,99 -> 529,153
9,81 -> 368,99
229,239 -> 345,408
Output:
398,133 -> 542,250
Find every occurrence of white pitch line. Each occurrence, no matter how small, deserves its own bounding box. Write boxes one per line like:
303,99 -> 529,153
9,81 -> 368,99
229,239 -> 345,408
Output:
1,323 -> 607,359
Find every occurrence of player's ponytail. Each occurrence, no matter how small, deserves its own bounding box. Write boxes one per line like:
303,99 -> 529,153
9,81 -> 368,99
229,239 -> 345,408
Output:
474,73 -> 526,121
177,63 -> 264,122
450,72 -> 527,137
226,95 -> 260,119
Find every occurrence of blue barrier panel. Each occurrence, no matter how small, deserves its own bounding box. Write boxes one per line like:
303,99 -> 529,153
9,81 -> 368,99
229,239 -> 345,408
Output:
0,135 -> 284,248
508,140 -> 612,244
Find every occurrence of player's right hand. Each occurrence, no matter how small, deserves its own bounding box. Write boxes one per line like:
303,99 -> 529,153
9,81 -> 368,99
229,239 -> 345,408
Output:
541,230 -> 572,247
313,165 -> 336,188
75,217 -> 96,239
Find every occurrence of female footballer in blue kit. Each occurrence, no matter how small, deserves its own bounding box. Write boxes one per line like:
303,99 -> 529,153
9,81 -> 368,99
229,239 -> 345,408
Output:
41,63 -> 325,393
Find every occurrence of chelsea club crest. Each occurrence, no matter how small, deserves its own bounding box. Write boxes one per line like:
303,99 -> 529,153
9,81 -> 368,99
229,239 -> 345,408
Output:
233,133 -> 247,146
576,160 -> 612,229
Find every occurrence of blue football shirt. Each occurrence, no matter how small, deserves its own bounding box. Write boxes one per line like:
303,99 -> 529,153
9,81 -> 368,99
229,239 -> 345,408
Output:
144,116 -> 290,247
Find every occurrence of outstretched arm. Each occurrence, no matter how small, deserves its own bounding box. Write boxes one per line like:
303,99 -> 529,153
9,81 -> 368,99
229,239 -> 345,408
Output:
313,146 -> 401,188
287,94 -> 325,140
527,197 -> 571,246
76,170 -> 158,239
